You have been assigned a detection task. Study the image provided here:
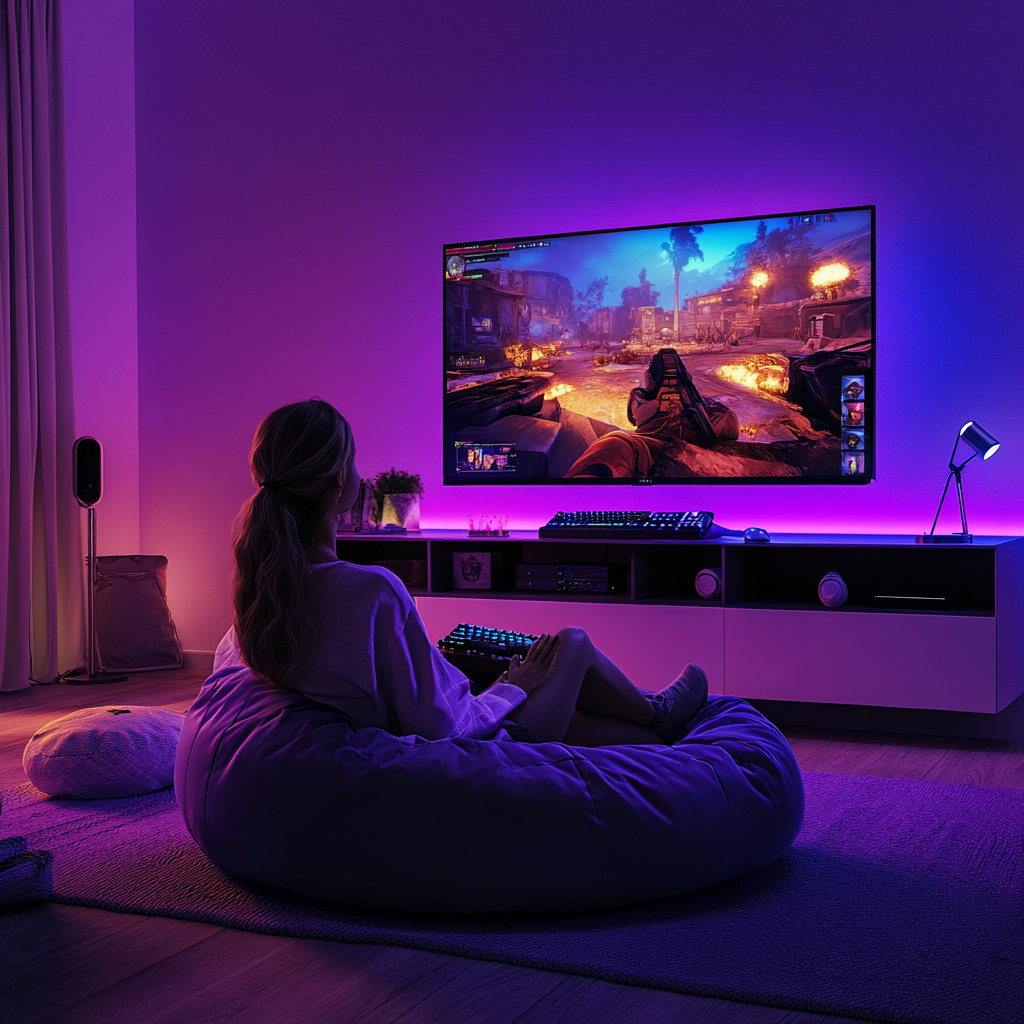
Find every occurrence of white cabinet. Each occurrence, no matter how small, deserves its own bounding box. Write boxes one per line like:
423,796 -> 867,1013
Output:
724,608 -> 997,712
417,596 -> 725,695
337,531 -> 1023,713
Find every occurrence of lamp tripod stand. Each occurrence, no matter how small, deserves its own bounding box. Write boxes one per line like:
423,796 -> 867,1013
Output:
920,421 -> 1000,545
925,451 -> 977,544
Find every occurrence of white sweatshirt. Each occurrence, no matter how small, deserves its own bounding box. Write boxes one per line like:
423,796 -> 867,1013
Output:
215,560 -> 527,741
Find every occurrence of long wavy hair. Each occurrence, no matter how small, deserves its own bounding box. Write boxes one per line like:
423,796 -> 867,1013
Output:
232,399 -> 355,688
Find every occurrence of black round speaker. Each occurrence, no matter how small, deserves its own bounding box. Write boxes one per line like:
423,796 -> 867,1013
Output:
73,436 -> 102,507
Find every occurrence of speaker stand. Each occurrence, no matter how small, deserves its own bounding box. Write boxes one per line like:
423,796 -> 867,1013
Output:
67,506 -> 127,684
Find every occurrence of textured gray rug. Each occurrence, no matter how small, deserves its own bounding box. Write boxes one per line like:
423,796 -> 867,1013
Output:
3,772 -> 1021,1024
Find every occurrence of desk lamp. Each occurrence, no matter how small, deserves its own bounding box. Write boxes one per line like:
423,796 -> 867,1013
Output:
919,421 -> 1000,544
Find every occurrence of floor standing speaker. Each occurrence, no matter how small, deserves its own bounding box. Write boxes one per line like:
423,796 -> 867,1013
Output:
72,436 -> 102,507
69,437 -> 126,684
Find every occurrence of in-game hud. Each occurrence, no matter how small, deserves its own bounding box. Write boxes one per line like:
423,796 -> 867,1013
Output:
444,207 -> 873,482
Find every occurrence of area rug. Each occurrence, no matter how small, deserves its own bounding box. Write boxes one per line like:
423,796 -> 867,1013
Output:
3,772 -> 1021,1024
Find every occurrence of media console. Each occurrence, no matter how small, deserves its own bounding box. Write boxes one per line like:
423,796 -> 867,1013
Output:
335,531 -> 1023,714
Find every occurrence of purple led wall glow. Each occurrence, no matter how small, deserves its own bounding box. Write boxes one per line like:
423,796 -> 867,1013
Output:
63,0 -> 140,556
131,0 -> 1024,652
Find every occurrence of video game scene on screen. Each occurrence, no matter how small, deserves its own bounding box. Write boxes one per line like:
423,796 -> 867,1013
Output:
444,207 -> 874,482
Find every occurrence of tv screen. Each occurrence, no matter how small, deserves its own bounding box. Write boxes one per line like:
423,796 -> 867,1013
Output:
444,205 -> 874,485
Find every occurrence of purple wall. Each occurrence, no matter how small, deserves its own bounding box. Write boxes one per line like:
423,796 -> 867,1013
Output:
64,0 -> 139,556
134,0 -> 1024,653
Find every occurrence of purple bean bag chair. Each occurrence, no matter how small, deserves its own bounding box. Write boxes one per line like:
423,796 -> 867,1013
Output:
175,665 -> 804,914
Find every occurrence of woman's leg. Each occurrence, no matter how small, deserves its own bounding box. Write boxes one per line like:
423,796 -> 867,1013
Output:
503,630 -> 585,742
563,710 -> 666,746
566,630 -> 658,725
506,627 -> 666,744
565,628 -> 709,743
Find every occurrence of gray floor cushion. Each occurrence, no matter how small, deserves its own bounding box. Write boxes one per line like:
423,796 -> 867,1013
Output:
24,706 -> 184,798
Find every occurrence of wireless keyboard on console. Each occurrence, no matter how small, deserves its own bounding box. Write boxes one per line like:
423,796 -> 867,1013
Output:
538,510 -> 714,540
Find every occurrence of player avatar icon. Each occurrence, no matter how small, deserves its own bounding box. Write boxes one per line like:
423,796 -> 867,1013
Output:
456,445 -> 487,472
842,401 -> 865,427
842,375 -> 865,401
842,452 -> 865,475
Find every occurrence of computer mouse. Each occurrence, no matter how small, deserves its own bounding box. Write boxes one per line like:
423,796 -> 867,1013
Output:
743,526 -> 771,543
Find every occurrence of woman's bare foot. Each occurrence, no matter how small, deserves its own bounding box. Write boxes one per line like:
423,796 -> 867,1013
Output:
645,664 -> 708,743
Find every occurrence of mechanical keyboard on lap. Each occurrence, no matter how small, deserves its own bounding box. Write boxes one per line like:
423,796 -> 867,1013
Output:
437,623 -> 540,675
538,510 -> 715,540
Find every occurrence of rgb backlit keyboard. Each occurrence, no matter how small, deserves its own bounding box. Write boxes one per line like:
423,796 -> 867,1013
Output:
437,623 -> 539,662
538,510 -> 714,540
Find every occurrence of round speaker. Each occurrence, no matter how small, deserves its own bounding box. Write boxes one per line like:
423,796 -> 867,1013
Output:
818,572 -> 848,608
695,568 -> 721,600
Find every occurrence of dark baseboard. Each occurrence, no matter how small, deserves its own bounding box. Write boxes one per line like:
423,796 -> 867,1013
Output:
750,692 -> 1024,742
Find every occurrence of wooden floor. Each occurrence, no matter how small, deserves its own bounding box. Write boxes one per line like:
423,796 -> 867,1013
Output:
2,671 -> 1021,1024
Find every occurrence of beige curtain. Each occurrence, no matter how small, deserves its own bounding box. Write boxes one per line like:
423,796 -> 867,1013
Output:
1,0 -> 82,690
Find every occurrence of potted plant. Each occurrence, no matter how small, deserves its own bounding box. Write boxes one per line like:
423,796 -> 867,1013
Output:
369,468 -> 424,531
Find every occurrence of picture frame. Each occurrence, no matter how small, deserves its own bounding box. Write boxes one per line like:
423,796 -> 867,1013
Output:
453,551 -> 501,590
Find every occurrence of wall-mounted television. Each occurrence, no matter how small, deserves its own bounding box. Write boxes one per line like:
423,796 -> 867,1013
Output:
444,205 -> 874,485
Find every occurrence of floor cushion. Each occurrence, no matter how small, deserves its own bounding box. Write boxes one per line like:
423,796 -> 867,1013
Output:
175,667 -> 804,915
24,706 -> 184,798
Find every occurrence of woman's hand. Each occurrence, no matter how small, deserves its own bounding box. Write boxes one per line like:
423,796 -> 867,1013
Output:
503,633 -> 559,696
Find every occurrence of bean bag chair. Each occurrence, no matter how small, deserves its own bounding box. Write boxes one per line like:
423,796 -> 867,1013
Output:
175,665 -> 804,915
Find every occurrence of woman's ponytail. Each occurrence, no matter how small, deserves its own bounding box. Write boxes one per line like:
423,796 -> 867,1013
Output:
232,400 -> 354,688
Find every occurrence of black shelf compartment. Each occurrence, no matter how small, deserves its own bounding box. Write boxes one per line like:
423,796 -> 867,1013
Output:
428,588 -> 630,604
633,543 -> 724,604
336,537 -> 428,593
429,540 -> 524,595
428,539 -> 633,600
518,541 -> 631,601
724,544 -> 996,615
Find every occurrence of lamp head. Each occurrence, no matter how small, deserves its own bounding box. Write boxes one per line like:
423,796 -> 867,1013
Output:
959,421 -> 1000,460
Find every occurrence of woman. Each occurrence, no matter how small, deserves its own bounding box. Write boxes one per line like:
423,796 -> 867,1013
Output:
225,399 -> 707,745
